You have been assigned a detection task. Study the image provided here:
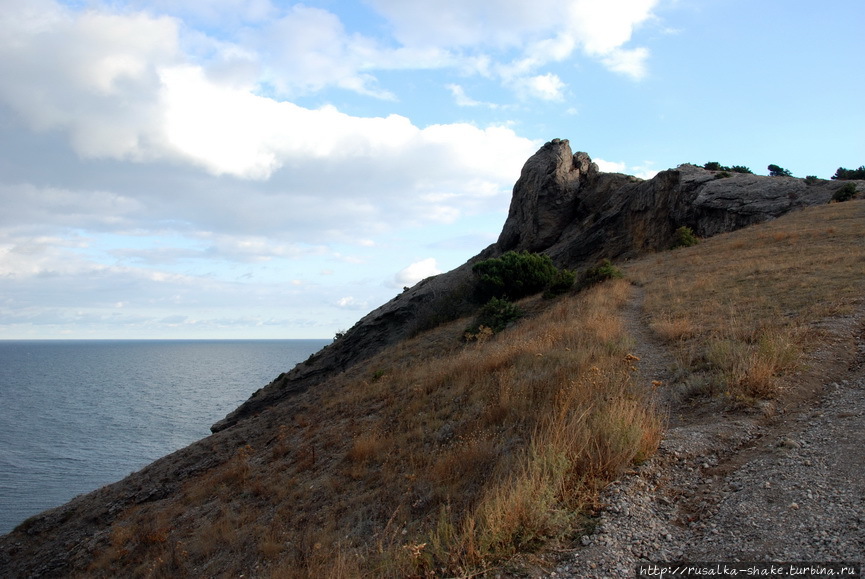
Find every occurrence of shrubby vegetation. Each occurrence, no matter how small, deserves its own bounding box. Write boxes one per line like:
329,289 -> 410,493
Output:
768,164 -> 793,177
579,258 -> 623,288
805,175 -> 819,185
703,162 -> 753,174
832,182 -> 858,203
464,297 -> 523,339
472,251 -> 574,302
673,225 -> 700,248
466,251 -> 576,338
832,166 -> 865,180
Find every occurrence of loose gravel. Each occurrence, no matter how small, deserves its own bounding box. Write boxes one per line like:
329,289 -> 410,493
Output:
546,303 -> 865,578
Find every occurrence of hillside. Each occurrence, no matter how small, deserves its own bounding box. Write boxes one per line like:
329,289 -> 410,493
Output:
0,141 -> 862,577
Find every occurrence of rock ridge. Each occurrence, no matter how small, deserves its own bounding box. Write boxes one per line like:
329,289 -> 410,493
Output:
211,138 -> 859,432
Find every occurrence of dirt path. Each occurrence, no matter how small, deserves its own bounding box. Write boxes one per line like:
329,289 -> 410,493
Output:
620,285 -> 679,406
549,287 -> 865,577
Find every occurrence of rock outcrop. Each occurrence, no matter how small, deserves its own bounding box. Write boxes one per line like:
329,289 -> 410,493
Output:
498,138 -> 849,267
211,139 -> 858,432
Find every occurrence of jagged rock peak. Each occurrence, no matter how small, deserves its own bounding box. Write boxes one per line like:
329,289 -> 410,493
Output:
497,139 -> 599,253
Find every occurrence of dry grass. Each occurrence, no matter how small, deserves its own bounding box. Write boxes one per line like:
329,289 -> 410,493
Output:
85,277 -> 661,578
82,201 -> 863,577
627,200 -> 865,400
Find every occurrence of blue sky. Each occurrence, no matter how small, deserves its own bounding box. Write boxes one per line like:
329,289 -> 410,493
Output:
1,0 -> 863,339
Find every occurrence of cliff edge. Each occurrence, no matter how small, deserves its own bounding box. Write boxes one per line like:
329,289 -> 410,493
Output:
212,138 -> 853,433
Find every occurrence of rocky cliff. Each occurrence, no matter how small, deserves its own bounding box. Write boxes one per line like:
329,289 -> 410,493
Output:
2,139 -> 862,577
211,138 -> 854,432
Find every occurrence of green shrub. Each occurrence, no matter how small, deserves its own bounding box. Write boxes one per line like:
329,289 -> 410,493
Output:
543,268 -> 576,299
714,171 -> 731,179
472,251 -> 567,301
832,166 -> 865,180
580,259 -> 623,288
804,175 -> 819,185
466,297 -> 523,336
673,226 -> 700,248
704,162 -> 752,174
832,182 -> 858,203
768,164 -> 792,177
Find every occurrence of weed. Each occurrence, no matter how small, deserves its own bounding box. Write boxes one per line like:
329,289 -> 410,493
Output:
465,296 -> 523,335
672,226 -> 699,248
580,259 -> 623,288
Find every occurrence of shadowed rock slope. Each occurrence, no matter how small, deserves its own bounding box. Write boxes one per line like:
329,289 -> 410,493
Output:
212,138 -> 854,433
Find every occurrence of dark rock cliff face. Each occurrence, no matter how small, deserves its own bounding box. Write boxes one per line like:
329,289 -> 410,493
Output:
211,138 -> 855,432
497,138 -> 844,267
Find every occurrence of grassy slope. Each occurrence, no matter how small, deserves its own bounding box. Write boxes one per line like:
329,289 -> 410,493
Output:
69,200 -> 865,577
628,199 -> 865,404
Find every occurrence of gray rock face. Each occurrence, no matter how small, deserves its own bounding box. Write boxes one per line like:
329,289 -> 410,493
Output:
497,139 -> 598,252
497,139 -> 849,268
212,138 -> 858,432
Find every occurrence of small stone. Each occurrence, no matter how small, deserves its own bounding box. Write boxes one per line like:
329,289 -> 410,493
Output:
790,502 -> 799,510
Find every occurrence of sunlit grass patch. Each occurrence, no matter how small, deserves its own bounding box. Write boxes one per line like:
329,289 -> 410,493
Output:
627,200 -> 865,401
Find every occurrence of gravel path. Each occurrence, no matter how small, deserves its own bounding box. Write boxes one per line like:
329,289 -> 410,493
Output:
548,291 -> 865,577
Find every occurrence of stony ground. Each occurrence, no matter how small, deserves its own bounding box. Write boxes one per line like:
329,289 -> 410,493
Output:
547,292 -> 865,577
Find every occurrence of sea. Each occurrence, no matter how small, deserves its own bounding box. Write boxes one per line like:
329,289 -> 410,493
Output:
0,339 -> 329,535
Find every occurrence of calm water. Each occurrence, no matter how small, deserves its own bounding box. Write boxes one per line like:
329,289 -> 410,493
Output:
0,339 -> 328,535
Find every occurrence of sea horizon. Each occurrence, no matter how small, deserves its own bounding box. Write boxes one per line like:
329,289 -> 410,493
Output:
0,338 -> 329,534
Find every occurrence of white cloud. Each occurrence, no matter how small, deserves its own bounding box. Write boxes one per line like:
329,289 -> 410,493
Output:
255,4 -> 396,99
0,0 -> 180,160
337,296 -> 369,310
0,0 -> 665,339
447,84 -> 483,107
0,2 -> 538,242
520,73 -> 566,101
392,258 -> 442,288
595,158 -> 658,179
0,183 -> 144,232
130,0 -> 277,26
594,158 -> 628,173
368,0 -> 659,80
598,47 -> 650,79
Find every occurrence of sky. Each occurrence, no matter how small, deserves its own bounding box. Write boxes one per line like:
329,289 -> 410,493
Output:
1,0 -> 863,339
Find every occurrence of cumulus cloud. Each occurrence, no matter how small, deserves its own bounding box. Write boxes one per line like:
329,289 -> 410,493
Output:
0,1 -> 538,249
519,73 -> 567,101
0,0 -> 180,160
392,258 -> 442,288
0,0 -> 663,338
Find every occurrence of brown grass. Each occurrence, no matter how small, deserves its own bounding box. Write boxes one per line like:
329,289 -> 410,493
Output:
82,201 -> 863,577
627,200 -> 865,400
85,277 -> 660,578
